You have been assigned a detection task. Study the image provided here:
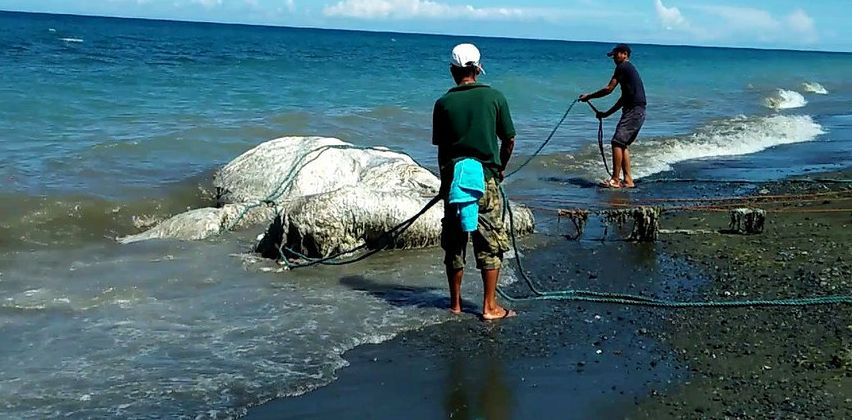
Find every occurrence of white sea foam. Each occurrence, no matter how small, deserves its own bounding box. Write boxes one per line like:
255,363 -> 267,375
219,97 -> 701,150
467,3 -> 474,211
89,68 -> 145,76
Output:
802,82 -> 829,95
763,89 -> 807,110
632,114 -> 825,178
0,241 -> 453,418
60,37 -> 84,43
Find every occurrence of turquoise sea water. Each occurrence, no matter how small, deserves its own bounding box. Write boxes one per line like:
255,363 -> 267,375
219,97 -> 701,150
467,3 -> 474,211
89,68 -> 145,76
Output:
1,10 -> 851,418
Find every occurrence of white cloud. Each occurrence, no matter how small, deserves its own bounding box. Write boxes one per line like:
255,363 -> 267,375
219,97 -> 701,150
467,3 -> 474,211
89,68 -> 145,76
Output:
786,9 -> 816,41
698,5 -> 818,44
191,0 -> 223,8
657,2 -> 820,46
654,0 -> 687,31
698,5 -> 779,32
322,0 -> 587,21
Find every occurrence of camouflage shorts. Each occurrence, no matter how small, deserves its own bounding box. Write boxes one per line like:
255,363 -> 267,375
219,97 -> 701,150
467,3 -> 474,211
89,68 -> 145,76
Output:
441,177 -> 511,270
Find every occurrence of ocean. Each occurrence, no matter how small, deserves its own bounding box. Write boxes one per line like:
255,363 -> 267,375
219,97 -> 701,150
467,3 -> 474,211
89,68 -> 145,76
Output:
1,10 -> 851,419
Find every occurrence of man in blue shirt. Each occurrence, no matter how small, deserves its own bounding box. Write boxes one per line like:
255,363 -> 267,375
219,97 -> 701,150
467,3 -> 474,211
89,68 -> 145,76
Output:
580,43 -> 646,188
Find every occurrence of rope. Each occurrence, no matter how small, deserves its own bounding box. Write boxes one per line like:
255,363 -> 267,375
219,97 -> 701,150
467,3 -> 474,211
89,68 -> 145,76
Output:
277,99 -> 583,268
645,178 -> 852,184
513,189 -> 852,214
279,195 -> 442,269
237,104 -> 852,308
633,190 -> 850,203
505,100 -> 577,178
224,143 -> 423,232
498,184 -> 852,307
217,143 -> 442,269
584,101 -> 612,178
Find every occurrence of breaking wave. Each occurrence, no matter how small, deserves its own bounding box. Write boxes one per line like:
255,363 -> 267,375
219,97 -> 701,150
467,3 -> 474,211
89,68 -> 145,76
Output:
801,82 -> 829,95
538,114 -> 826,180
632,114 -> 824,178
764,89 -> 807,110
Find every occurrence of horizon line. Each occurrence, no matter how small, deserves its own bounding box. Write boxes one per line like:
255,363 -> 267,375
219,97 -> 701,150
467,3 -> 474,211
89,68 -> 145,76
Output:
3,9 -> 851,55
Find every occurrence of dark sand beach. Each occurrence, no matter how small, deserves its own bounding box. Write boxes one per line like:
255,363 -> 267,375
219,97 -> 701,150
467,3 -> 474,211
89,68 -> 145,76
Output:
247,173 -> 850,419
634,172 -> 851,418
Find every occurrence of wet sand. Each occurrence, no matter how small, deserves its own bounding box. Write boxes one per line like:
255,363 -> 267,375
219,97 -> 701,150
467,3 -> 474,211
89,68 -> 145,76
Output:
246,173 -> 850,419
246,235 -> 690,419
634,172 -> 851,418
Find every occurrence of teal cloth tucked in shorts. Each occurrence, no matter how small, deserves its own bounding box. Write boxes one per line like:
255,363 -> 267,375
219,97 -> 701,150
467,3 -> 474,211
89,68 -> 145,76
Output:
448,159 -> 485,232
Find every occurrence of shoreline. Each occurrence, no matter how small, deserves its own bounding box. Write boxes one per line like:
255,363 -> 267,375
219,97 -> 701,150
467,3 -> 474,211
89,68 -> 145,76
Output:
246,171 -> 850,419
245,221 -> 700,418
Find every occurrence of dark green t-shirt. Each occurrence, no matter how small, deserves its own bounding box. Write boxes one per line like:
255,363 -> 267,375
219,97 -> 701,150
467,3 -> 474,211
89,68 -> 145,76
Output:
432,83 -> 516,179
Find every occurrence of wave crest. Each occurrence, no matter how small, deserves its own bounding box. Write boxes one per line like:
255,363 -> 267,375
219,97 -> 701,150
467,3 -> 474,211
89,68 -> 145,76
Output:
633,114 -> 824,178
764,89 -> 807,110
801,82 -> 828,95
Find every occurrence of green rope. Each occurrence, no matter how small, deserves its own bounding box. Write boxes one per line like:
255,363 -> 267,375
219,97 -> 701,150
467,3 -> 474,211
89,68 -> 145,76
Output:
224,143 -> 425,233
230,107 -> 852,308
278,195 -> 442,269
643,178 -> 852,184
505,100 -> 578,178
263,100 -> 581,268
584,101 -> 612,179
498,184 -> 852,307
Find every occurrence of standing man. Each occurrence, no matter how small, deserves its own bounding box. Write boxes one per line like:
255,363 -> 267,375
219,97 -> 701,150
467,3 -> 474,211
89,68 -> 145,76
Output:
580,43 -> 646,188
432,43 -> 517,321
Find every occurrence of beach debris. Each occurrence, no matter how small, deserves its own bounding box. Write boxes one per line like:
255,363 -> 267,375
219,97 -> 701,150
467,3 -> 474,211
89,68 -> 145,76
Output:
558,206 -> 661,242
728,208 -> 766,234
601,206 -> 662,242
557,208 -> 589,239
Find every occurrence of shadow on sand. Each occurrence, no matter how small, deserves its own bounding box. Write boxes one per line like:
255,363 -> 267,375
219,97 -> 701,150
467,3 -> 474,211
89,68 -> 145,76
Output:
339,275 -> 479,315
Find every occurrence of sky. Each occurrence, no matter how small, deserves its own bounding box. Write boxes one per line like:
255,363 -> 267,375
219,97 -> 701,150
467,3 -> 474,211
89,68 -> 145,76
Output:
1,0 -> 850,52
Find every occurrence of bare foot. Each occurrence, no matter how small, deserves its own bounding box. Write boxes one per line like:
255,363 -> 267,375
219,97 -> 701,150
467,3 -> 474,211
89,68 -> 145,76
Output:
481,307 -> 517,321
449,307 -> 462,315
622,182 -> 635,188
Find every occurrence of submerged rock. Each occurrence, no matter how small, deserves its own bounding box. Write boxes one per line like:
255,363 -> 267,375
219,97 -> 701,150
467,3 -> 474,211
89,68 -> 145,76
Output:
119,136 -> 535,257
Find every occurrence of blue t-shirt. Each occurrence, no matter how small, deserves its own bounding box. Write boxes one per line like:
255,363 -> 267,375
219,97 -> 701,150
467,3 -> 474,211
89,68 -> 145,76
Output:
613,61 -> 646,108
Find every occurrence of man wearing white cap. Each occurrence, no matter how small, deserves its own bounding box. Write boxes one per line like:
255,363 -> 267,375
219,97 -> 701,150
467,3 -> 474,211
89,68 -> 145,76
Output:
432,43 -> 517,321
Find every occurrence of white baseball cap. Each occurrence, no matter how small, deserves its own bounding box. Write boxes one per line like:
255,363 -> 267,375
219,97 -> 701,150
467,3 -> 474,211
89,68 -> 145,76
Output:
450,43 -> 484,74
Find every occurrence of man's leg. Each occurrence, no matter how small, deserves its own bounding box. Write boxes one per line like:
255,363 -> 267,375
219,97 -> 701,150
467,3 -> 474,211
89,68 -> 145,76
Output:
611,143 -> 624,185
441,201 -> 467,314
475,179 -> 516,320
481,268 -> 516,320
447,267 -> 464,314
617,106 -> 643,188
622,147 -> 634,187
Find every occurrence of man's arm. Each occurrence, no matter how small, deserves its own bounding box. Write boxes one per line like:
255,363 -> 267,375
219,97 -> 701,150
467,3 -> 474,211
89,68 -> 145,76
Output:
431,101 -> 443,146
598,97 -> 624,119
495,92 -> 516,180
579,77 -> 618,102
499,138 -> 515,180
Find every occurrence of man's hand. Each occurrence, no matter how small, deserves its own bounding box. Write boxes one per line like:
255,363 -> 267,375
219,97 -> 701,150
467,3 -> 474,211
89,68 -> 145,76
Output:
498,168 -> 506,182
579,94 -> 590,102
595,110 -> 607,120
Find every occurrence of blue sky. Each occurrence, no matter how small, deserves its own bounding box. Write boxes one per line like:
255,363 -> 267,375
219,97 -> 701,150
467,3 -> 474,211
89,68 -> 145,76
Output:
2,0 -> 850,51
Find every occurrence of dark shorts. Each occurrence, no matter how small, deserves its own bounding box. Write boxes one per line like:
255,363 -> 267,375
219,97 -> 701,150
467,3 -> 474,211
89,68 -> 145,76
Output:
441,178 -> 510,270
612,106 -> 645,148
